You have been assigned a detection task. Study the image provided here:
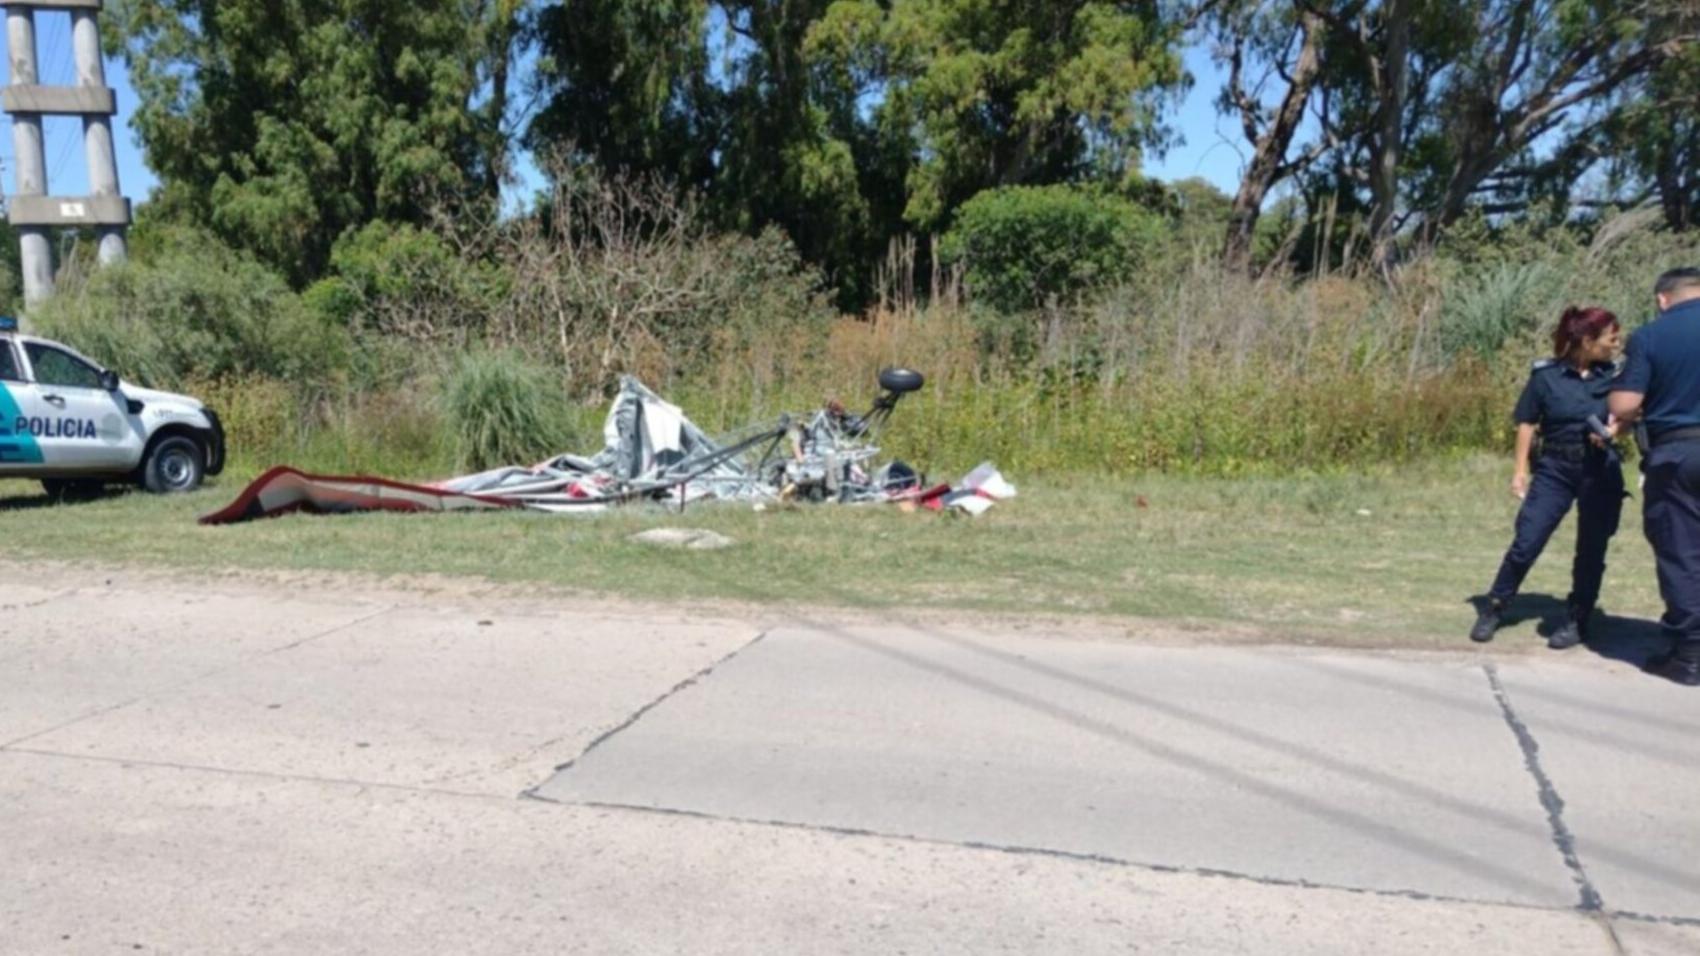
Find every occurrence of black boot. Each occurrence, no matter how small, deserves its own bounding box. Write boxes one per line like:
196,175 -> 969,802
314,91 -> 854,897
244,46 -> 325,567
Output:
1643,648 -> 1700,686
1470,600 -> 1504,643
1548,603 -> 1590,650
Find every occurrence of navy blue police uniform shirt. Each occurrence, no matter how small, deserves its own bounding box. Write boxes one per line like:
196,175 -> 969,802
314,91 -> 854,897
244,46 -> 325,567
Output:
1513,358 -> 1618,446
1616,297 -> 1700,439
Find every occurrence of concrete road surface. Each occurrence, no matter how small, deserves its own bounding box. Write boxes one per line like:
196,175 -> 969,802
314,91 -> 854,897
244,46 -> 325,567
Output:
2,565 -> 1697,954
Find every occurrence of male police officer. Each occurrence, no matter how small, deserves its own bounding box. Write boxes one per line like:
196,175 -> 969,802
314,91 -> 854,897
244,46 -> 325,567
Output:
1610,267 -> 1700,685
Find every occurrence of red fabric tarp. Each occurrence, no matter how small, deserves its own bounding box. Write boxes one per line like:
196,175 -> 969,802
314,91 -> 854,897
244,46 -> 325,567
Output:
198,466 -> 523,525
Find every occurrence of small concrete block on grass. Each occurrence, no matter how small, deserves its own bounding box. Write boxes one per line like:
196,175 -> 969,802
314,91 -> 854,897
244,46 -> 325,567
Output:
536,622 -> 1578,906
629,528 -> 736,550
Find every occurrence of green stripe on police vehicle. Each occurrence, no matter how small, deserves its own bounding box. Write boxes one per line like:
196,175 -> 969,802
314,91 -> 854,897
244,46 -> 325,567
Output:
0,383 -> 46,464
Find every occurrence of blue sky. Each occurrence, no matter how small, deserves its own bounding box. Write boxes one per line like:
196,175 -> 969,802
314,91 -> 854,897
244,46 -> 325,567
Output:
1147,45 -> 1245,193
5,14 -> 1244,211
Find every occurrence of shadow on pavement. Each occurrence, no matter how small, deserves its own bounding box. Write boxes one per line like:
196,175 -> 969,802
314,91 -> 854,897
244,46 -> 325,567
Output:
1583,613 -> 1667,667
1466,593 -> 1666,666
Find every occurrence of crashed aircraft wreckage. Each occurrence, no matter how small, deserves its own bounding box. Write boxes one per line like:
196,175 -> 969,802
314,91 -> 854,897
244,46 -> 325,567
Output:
199,369 -> 1015,525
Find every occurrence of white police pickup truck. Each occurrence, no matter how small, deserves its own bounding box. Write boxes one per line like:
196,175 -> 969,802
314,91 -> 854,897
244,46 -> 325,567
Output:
0,317 -> 224,496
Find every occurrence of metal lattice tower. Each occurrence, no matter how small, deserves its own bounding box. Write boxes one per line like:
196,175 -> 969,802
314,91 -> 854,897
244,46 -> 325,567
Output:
3,0 -> 129,309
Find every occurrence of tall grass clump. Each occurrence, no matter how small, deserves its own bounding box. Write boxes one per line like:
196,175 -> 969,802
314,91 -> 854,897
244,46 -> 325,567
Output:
439,350 -> 575,471
1436,259 -> 1564,361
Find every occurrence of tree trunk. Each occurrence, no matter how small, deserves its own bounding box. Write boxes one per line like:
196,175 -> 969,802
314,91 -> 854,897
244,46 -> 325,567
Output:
1657,119 -> 1697,231
482,0 -> 518,203
1222,9 -> 1326,274
1369,0 -> 1412,268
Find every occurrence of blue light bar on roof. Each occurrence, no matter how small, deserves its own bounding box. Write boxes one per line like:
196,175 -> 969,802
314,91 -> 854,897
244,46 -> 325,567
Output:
0,316 -> 17,332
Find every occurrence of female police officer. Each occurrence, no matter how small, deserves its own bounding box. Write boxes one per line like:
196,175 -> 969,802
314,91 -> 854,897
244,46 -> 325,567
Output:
1471,306 -> 1626,648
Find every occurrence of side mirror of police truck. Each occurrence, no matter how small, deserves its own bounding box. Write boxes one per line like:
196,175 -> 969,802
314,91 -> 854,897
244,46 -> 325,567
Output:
99,369 -> 120,391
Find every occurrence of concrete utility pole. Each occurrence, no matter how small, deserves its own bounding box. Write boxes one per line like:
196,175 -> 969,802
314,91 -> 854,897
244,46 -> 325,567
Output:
2,0 -> 129,310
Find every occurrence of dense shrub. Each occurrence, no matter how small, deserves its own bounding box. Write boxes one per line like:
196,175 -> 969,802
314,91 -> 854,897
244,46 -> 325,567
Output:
940,184 -> 1168,312
31,226 -> 345,389
305,221 -> 507,344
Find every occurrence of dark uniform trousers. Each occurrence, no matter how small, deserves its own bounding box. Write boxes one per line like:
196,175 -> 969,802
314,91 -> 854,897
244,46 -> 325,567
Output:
1488,449 -> 1625,610
1643,440 -> 1700,659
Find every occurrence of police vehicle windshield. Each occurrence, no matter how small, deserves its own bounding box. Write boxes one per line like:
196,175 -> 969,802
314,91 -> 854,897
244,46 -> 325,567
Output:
0,342 -> 20,381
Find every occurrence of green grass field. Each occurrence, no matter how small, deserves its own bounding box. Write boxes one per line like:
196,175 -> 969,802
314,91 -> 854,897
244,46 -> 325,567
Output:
1,455 -> 1667,648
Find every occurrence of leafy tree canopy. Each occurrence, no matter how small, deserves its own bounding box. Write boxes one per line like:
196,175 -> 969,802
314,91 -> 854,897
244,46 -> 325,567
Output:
808,0 -> 1182,230
108,0 -> 514,284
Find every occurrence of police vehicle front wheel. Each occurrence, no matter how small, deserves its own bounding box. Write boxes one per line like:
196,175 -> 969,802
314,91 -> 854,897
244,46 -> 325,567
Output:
141,435 -> 207,494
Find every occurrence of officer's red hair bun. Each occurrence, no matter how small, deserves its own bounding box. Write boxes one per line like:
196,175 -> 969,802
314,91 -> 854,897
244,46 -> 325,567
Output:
1553,306 -> 1619,359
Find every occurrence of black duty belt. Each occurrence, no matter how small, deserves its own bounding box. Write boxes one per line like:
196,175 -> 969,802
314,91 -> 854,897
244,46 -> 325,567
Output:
1540,443 -> 1594,462
1651,426 -> 1700,448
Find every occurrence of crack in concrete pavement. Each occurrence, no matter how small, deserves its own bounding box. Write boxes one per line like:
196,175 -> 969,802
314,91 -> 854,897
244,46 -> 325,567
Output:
1484,662 -> 1625,955
1610,910 -> 1700,928
0,604 -> 398,750
518,628 -> 773,798
0,587 -> 78,611
539,793 -> 1682,932
1,746 -> 512,802
1483,662 -> 1605,910
411,629 -> 765,790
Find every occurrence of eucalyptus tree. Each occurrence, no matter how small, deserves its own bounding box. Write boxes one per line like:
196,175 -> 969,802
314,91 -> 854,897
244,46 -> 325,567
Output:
108,0 -> 516,283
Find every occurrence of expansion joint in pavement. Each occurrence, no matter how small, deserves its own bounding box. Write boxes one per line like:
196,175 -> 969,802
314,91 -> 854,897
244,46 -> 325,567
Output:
522,629 -> 772,799
258,603 -> 399,657
1,746 -> 520,801
1482,662 -> 1621,950
555,796 -> 1616,920
1610,910 -> 1700,928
